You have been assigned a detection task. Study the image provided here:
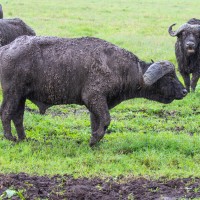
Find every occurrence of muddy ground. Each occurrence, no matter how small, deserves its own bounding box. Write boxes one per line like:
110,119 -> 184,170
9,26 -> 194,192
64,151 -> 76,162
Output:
1,173 -> 200,199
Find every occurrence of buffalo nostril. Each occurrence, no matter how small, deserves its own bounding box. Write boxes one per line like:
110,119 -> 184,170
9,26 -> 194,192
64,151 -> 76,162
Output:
186,42 -> 195,47
182,89 -> 188,96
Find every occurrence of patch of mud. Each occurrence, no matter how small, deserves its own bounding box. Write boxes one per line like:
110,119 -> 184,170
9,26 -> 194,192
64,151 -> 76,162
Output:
1,173 -> 200,199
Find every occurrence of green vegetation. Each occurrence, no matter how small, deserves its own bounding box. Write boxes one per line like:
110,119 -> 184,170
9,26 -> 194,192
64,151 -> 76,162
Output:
0,0 -> 200,179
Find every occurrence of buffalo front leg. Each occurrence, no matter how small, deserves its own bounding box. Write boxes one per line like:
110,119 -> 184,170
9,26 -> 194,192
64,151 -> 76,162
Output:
90,112 -> 99,132
180,72 -> 190,92
84,96 -> 111,146
12,99 -> 26,141
191,73 -> 200,92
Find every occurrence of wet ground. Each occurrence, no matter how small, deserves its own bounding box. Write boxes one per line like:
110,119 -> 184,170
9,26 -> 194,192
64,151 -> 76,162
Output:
1,173 -> 200,199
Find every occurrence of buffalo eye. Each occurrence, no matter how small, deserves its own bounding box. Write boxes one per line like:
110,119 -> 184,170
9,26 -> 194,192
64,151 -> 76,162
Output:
195,32 -> 200,38
181,31 -> 185,37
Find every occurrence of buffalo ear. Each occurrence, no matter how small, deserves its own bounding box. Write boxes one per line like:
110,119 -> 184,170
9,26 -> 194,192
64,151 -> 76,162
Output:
143,61 -> 175,86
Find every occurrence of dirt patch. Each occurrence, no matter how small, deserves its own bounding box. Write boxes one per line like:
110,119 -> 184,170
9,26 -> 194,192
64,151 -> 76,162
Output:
1,173 -> 200,199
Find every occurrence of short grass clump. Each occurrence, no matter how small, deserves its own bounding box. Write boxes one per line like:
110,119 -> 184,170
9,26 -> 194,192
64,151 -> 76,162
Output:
0,0 -> 200,179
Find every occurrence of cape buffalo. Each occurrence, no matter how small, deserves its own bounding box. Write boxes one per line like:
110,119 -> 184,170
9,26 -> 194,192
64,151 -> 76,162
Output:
0,36 -> 187,146
168,19 -> 200,92
0,18 -> 35,46
0,5 -> 35,46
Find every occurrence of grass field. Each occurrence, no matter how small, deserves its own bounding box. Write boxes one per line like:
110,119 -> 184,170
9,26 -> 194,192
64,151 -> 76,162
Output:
0,0 -> 200,179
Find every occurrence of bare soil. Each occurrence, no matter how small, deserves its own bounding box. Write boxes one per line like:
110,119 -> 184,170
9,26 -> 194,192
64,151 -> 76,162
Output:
1,173 -> 200,199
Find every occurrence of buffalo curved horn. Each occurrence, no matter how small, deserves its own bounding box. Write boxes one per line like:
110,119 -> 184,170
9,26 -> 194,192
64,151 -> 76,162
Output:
143,61 -> 175,86
168,23 -> 200,37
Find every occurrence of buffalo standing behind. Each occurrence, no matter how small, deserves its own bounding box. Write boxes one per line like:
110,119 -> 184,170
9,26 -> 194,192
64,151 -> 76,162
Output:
0,4 -> 35,46
169,19 -> 200,92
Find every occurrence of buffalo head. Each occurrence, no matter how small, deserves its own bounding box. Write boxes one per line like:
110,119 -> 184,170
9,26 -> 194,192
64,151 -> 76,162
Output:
141,61 -> 187,104
168,23 -> 200,56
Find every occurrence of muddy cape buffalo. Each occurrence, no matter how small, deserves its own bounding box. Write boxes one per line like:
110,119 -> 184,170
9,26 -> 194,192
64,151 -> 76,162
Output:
0,36 -> 187,146
0,5 -> 35,46
168,19 -> 200,92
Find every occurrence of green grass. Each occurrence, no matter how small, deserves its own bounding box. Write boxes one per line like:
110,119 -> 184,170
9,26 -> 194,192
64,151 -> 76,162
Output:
0,0 -> 200,179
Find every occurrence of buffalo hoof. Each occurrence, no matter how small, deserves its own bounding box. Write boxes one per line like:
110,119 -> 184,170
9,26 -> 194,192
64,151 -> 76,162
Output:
4,134 -> 17,142
18,136 -> 26,141
89,134 -> 104,147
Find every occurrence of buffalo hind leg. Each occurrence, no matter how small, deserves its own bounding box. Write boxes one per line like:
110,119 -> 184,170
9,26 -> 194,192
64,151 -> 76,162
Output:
0,97 -> 17,141
191,73 -> 200,92
84,96 -> 110,146
12,99 -> 26,141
